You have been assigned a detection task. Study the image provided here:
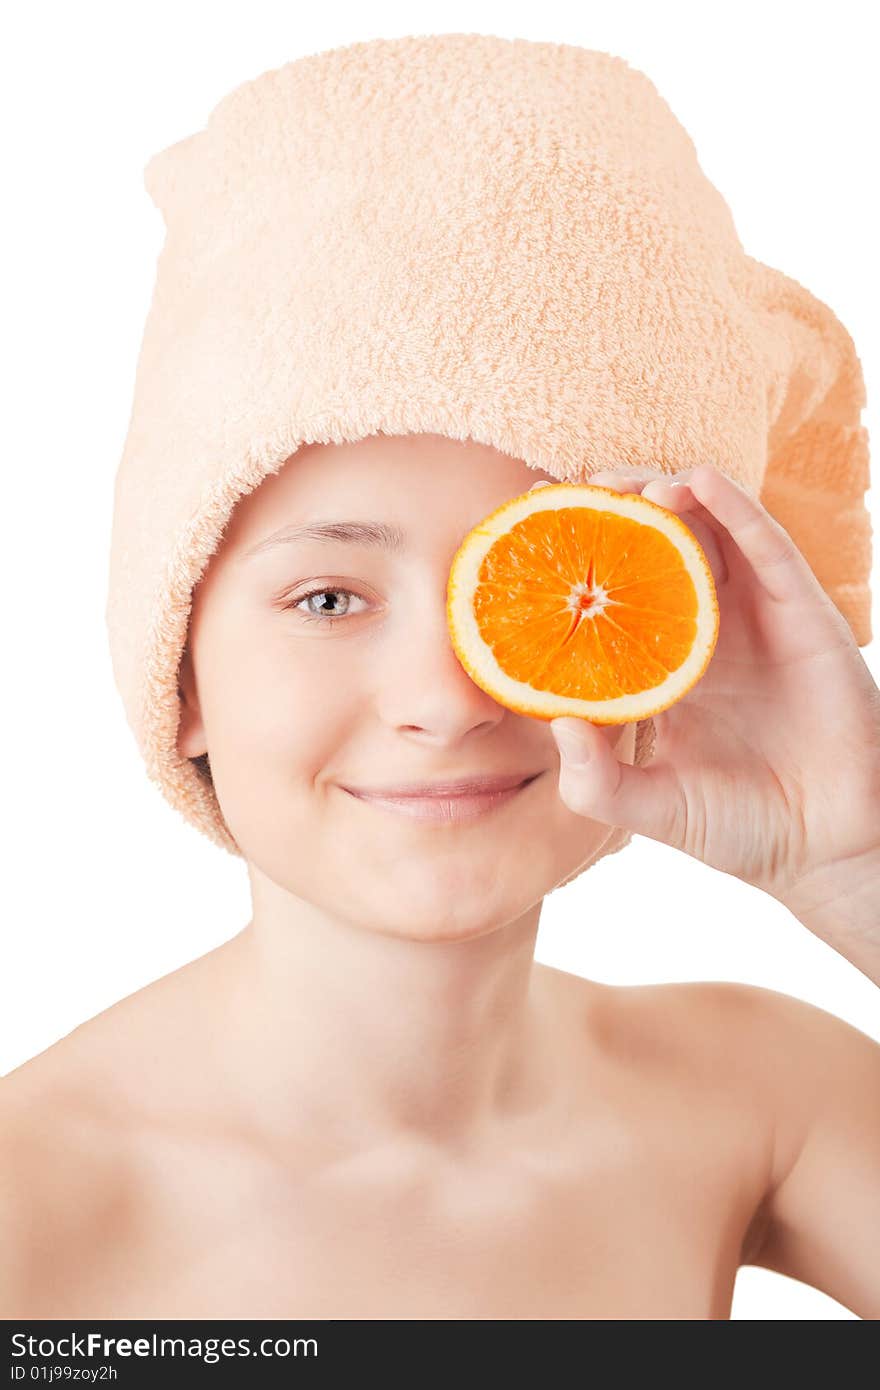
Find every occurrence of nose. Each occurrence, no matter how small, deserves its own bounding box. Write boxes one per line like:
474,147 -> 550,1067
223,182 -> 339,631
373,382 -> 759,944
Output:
380,581 -> 508,739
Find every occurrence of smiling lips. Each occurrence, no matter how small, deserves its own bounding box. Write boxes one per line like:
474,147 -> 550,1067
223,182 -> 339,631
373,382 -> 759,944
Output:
346,771 -> 540,798
342,773 -> 543,822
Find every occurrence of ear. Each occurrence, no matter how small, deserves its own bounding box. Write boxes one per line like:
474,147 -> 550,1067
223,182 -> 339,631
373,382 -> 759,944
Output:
176,641 -> 208,760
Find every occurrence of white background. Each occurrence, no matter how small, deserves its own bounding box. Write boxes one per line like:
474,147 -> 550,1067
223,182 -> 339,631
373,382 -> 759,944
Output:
2,0 -> 877,1320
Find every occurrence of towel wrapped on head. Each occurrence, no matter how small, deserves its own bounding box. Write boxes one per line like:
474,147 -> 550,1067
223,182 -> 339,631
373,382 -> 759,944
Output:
106,32 -> 872,863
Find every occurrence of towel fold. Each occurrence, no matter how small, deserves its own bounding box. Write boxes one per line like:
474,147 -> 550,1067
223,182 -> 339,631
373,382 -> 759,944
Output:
106,33 -> 872,858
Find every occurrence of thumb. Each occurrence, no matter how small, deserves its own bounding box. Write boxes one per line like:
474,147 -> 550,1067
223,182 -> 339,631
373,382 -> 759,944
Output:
550,717 -> 683,848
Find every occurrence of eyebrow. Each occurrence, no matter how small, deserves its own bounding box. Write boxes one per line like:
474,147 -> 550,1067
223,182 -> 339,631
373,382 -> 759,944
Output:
240,519 -> 407,562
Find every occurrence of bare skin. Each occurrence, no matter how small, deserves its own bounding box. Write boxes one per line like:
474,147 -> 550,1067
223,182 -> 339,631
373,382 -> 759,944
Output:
4,435 -> 877,1319
2,950 -> 782,1321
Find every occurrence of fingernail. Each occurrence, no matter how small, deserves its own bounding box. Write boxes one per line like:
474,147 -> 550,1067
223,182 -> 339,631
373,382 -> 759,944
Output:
552,720 -> 592,765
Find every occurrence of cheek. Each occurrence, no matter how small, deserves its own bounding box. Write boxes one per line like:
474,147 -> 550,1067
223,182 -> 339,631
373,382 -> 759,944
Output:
207,657 -> 350,862
204,633 -> 358,779
250,656 -> 358,766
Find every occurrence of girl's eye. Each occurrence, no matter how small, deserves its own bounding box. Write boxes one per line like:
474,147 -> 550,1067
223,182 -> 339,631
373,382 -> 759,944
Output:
282,585 -> 369,625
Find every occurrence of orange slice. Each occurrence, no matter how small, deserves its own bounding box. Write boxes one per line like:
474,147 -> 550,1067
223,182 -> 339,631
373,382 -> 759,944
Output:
446,482 -> 719,723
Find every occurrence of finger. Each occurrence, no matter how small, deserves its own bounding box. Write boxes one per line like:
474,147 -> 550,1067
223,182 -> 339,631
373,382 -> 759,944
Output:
588,470 -> 656,493
686,464 -> 822,606
639,478 -> 729,585
550,717 -> 684,848
528,479 -> 554,491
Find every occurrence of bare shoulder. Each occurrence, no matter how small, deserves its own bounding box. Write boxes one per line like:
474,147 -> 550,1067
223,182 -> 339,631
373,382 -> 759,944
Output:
548,971 -> 867,1264
601,976 -> 879,1122
648,979 -> 880,1155
590,973 -> 877,1072
0,957 -> 207,1318
545,966 -> 783,1133
0,1043 -> 132,1317
560,970 -> 800,1077
690,980 -> 880,1190
658,979 -> 880,1313
0,948 -> 242,1317
596,978 -> 880,1240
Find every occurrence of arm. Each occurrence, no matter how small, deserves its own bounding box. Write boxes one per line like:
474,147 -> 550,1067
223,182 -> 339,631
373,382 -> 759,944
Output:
739,986 -> 880,1319
775,847 -> 880,988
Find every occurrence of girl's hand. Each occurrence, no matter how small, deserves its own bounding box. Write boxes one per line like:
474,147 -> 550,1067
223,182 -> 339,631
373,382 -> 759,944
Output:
535,465 -> 880,905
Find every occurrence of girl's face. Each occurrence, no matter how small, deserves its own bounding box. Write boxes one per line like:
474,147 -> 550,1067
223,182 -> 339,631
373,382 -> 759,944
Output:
178,433 -> 635,939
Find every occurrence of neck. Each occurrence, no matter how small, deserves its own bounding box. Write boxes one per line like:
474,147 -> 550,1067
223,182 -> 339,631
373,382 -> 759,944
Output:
212,869 -> 561,1161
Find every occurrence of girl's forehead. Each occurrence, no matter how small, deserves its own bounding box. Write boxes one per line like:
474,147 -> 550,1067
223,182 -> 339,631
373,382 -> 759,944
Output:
233,434 -> 550,526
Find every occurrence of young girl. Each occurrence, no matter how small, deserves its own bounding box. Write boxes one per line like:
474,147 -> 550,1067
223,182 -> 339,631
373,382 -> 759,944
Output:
2,35 -> 878,1320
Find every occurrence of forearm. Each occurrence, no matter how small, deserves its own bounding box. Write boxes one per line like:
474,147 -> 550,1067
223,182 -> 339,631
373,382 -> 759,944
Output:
776,849 -> 880,987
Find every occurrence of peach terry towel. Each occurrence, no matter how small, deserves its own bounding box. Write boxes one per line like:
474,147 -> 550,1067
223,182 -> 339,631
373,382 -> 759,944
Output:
106,33 -> 873,858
